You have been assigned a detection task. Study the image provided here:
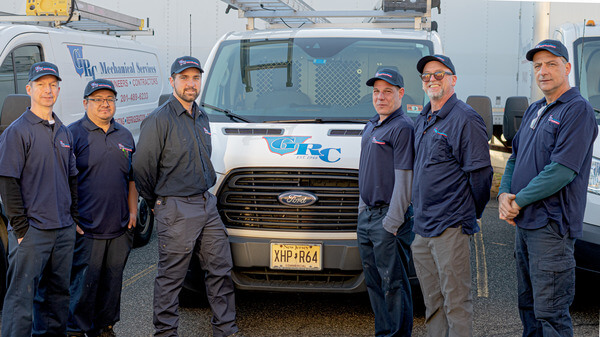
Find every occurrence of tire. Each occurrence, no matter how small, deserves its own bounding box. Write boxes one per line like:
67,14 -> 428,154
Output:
133,198 -> 154,248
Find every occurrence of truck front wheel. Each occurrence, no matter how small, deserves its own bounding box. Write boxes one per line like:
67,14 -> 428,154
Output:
133,198 -> 154,247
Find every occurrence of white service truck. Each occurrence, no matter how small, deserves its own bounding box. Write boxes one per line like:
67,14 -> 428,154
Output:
0,2 -> 168,302
182,0 -> 443,296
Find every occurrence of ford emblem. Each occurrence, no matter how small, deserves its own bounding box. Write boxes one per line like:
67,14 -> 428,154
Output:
278,191 -> 318,207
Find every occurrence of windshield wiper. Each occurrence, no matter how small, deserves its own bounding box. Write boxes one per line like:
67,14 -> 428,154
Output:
201,102 -> 253,123
264,118 -> 369,124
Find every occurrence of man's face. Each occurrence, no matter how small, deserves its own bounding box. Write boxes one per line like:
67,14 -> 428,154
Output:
170,67 -> 201,103
532,50 -> 571,97
372,79 -> 404,120
84,89 -> 116,124
26,75 -> 60,109
421,61 -> 456,101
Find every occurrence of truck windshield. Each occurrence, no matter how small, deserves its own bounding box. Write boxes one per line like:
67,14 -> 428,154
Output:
574,37 -> 600,123
202,37 -> 433,123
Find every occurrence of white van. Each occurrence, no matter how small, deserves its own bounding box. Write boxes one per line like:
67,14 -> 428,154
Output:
0,20 -> 166,301
177,25 -> 442,297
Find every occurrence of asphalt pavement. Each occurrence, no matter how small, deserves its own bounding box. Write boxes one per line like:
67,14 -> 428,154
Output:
0,199 -> 597,336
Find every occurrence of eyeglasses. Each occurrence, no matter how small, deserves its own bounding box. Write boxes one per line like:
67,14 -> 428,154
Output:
420,71 -> 453,82
87,98 -> 117,104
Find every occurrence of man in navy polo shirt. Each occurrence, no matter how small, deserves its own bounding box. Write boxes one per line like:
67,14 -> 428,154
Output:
412,55 -> 492,337
358,68 -> 415,336
66,79 -> 137,337
498,40 -> 597,336
0,62 -> 79,337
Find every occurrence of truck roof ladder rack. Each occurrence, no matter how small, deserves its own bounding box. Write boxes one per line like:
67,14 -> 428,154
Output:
0,0 -> 153,37
221,0 -> 439,31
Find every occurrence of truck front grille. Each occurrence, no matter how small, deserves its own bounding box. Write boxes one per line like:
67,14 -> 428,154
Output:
217,168 -> 359,230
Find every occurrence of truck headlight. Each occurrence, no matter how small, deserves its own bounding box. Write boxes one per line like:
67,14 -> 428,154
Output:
589,157 -> 600,195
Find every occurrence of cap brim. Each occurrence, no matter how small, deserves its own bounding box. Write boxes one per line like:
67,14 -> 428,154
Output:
416,56 -> 443,74
366,77 -> 402,87
30,73 -> 62,82
525,47 -> 564,61
85,87 -> 117,97
172,65 -> 204,74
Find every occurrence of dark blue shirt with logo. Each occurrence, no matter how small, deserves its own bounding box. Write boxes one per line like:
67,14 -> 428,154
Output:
0,108 -> 78,230
359,107 -> 415,207
69,115 -> 135,239
510,87 -> 597,238
412,94 -> 491,237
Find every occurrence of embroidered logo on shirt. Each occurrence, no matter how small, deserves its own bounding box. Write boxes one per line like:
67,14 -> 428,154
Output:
433,128 -> 448,137
118,143 -> 133,157
59,140 -> 71,148
548,115 -> 561,125
371,136 -> 385,145
203,127 -> 211,135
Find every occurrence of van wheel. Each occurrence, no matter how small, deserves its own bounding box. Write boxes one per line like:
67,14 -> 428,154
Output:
133,198 -> 154,248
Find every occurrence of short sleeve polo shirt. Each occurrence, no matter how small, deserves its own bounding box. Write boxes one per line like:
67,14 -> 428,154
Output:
510,87 -> 598,238
69,115 -> 135,239
0,108 -> 78,230
412,94 -> 491,237
359,107 -> 415,207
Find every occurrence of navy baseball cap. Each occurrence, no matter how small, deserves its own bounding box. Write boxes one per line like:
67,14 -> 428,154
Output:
171,56 -> 204,75
416,54 -> 456,75
366,68 -> 404,88
526,39 -> 569,61
28,61 -> 62,82
83,79 -> 117,98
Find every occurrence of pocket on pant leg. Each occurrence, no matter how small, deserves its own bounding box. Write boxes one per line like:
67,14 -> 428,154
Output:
535,257 -> 575,311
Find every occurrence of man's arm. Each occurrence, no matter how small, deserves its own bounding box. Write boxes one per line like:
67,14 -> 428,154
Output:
133,114 -> 163,207
127,181 -> 139,229
0,176 -> 29,241
513,161 -> 576,208
382,169 -> 412,235
498,156 -> 519,225
469,165 -> 493,219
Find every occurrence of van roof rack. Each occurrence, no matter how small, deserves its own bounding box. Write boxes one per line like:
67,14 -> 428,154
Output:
221,0 -> 439,31
0,0 -> 153,37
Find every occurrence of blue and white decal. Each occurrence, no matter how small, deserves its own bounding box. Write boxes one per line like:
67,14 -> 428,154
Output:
263,136 -> 341,163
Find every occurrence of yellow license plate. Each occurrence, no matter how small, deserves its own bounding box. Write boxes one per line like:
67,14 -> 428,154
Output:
270,243 -> 322,270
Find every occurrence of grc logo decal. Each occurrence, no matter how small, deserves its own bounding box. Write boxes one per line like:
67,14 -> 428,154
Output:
67,45 -> 97,79
263,136 -> 341,163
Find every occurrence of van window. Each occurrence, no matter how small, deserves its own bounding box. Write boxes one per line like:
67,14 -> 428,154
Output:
202,38 -> 433,122
574,37 -> 600,123
0,45 -> 42,107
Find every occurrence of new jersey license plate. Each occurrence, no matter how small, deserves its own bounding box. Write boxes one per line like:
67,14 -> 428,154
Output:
270,243 -> 322,270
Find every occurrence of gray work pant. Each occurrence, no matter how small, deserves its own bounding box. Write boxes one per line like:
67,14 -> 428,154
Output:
153,192 -> 237,337
411,227 -> 473,337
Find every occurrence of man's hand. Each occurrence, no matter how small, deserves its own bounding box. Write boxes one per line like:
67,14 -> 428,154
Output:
498,192 -> 519,226
128,212 -> 137,229
76,225 -> 84,235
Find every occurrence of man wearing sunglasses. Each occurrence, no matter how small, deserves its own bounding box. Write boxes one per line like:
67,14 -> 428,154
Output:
411,55 -> 492,337
498,40 -> 597,336
358,68 -> 415,336
66,79 -> 137,337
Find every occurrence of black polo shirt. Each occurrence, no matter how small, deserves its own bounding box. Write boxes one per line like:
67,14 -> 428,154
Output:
133,94 -> 216,205
412,94 -> 491,237
0,108 -> 78,230
510,87 -> 597,238
69,115 -> 135,239
359,107 -> 415,207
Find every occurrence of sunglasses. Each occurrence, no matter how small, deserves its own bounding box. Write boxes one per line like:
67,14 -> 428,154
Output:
420,71 -> 453,82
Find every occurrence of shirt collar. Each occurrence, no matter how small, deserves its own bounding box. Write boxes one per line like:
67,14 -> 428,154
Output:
369,106 -> 405,125
23,108 -> 63,127
82,114 -> 117,133
420,93 -> 459,120
535,86 -> 580,107
168,94 -> 199,117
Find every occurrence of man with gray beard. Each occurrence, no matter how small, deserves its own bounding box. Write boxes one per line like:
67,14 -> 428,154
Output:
411,55 -> 492,337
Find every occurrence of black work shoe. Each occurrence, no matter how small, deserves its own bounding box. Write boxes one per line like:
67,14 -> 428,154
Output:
99,326 -> 117,337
